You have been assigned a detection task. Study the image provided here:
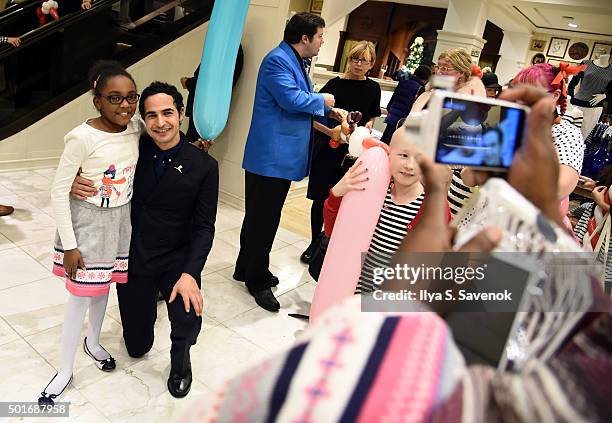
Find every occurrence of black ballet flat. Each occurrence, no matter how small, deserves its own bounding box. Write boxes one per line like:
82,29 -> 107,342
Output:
38,373 -> 72,406
83,337 -> 116,372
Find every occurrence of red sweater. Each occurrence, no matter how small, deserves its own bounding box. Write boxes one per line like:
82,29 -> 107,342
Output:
323,188 -> 451,238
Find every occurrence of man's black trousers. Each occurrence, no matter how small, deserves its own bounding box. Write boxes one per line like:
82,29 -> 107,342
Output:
235,171 -> 291,292
117,266 -> 202,375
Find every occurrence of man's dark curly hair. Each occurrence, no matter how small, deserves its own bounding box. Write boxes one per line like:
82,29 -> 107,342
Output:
139,81 -> 184,116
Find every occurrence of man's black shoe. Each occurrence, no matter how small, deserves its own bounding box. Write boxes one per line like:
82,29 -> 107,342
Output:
248,287 -> 280,312
167,368 -> 192,398
232,273 -> 279,287
301,233 -> 323,264
268,275 -> 280,287
300,248 -> 314,264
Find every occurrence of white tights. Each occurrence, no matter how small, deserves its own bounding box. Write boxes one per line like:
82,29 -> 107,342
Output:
43,293 -> 111,396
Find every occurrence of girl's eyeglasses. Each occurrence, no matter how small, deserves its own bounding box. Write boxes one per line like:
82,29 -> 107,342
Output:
101,93 -> 140,105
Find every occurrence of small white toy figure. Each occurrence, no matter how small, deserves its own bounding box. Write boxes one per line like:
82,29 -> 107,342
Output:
37,1 -> 59,26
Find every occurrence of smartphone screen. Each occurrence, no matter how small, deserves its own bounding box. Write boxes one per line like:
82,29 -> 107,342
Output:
435,97 -> 526,169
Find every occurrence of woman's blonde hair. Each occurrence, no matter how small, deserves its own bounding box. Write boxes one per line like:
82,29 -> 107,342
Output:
438,48 -> 472,83
344,41 -> 376,77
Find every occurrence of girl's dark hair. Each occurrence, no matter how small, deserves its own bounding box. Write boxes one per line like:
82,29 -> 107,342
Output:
87,60 -> 136,96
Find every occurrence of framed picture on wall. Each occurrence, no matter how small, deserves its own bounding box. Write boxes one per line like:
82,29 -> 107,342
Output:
309,0 -> 323,14
547,37 -> 570,58
590,43 -> 612,61
530,39 -> 546,52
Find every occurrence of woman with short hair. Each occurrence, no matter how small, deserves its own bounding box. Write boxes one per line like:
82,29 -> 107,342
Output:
301,41 -> 382,264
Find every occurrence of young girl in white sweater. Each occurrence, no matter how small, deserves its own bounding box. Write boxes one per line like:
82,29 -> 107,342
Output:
39,61 -> 143,404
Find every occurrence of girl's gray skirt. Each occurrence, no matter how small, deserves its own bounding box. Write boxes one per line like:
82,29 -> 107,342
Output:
52,199 -> 131,296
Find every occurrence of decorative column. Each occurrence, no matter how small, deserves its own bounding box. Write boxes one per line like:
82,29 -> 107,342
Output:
495,31 -> 532,86
433,0 -> 489,62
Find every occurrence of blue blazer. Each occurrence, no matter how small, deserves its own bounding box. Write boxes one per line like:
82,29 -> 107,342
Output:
242,41 -> 325,181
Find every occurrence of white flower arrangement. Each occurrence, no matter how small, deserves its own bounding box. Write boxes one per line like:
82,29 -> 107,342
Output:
405,37 -> 425,73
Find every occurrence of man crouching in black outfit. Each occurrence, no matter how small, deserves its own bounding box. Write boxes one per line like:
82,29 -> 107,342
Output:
71,82 -> 218,398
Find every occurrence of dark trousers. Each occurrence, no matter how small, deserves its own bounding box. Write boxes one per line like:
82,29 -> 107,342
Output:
117,266 -> 202,374
235,171 -> 291,291
309,198 -> 324,245
380,124 -> 396,145
186,117 -> 201,143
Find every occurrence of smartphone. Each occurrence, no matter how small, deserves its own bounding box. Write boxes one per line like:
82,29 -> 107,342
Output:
406,91 -> 529,171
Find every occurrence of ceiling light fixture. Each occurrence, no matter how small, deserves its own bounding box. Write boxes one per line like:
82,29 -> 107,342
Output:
562,15 -> 578,28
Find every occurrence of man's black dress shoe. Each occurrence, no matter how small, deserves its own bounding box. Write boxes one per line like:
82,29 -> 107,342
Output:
300,247 -> 314,264
167,368 -> 192,398
232,273 -> 279,287
301,233 -> 323,264
248,287 -> 280,312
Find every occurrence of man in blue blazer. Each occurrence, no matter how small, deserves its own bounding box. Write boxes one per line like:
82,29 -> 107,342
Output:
235,12 -> 339,311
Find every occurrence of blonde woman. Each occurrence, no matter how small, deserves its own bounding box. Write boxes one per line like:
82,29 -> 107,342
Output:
301,40 -> 382,264
402,48 -> 486,217
411,48 -> 486,113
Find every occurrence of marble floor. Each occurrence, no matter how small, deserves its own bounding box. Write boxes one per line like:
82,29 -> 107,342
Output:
0,168 -> 316,422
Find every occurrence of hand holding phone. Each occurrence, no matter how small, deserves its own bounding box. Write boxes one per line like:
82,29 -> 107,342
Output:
405,90 -> 529,171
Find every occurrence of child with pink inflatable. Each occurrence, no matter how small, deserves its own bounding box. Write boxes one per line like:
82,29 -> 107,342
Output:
323,128 -> 451,294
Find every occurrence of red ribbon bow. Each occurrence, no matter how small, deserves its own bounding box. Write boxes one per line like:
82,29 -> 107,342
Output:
471,63 -> 483,79
551,62 -> 587,96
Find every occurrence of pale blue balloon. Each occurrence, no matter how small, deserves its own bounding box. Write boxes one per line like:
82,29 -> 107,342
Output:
193,0 -> 249,141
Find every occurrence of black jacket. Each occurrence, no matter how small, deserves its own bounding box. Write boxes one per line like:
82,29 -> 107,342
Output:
185,44 -> 244,118
129,136 -> 219,280
385,75 -> 426,127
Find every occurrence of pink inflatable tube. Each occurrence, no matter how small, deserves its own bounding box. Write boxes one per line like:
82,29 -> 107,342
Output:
309,145 -> 391,323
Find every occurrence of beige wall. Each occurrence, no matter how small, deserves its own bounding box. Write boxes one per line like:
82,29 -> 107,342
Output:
287,0 -> 310,18
316,16 -> 347,68
495,31 -> 532,87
